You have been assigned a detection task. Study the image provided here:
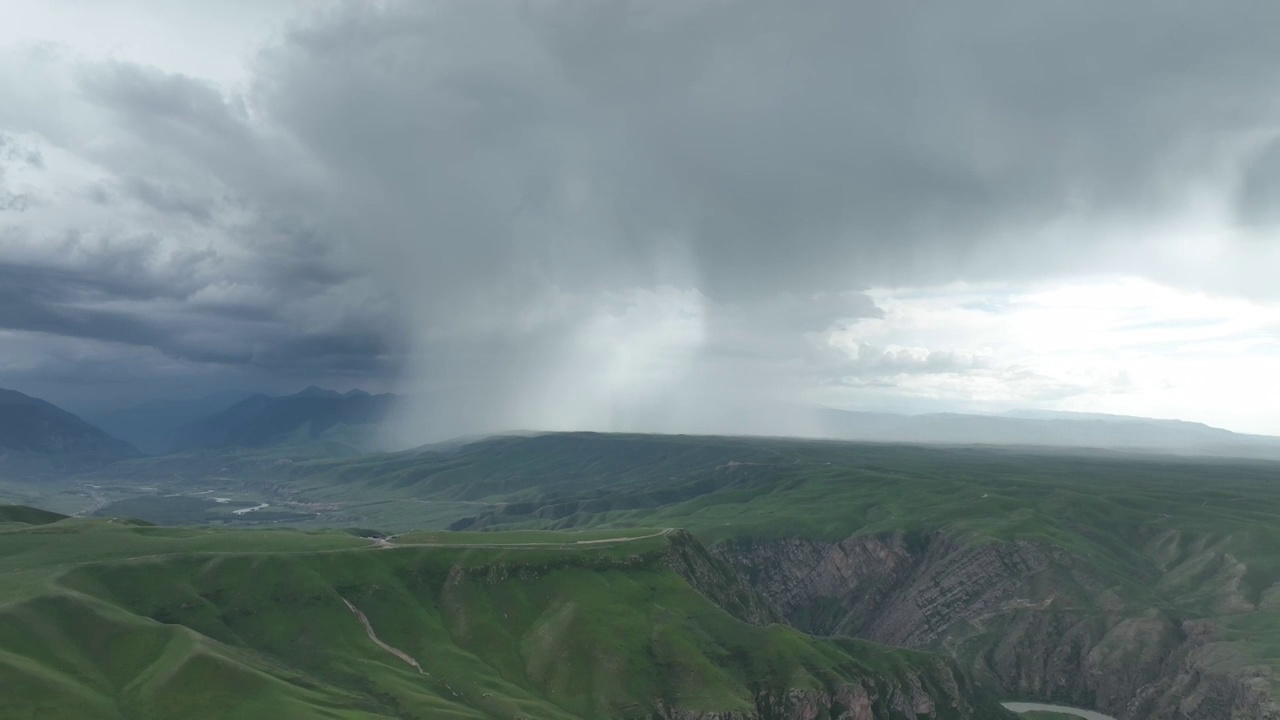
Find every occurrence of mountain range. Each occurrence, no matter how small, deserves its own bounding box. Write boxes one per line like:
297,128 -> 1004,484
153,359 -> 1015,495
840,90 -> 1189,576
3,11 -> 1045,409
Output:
84,390 -> 251,455
814,407 -> 1280,460
171,386 -> 397,452
5,384 -> 1280,464
0,388 -> 138,465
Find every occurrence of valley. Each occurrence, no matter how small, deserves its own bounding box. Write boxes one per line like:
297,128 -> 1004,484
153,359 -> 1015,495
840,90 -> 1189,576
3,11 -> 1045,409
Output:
6,1 -> 1278,716
3,432 -> 1278,718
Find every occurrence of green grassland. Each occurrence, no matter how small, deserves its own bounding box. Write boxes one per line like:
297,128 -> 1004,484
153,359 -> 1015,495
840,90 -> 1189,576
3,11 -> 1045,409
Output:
380,437 -> 1279,592
24,435 -> 1280,643
389,527 -> 667,545
240,434 -> 1280,703
0,510 -> 1008,719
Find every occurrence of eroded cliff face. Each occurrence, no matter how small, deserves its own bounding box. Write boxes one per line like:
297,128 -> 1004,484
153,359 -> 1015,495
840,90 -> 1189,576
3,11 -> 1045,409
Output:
712,533 -> 1279,720
659,530 -> 1014,720
664,529 -> 783,627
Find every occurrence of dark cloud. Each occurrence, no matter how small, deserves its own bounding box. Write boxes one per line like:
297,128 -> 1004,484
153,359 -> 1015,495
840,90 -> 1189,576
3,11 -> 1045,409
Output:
3,0 -> 1280,433
77,62 -> 256,165
0,262 -> 171,348
0,254 -> 399,378
233,0 -> 1280,306
1236,137 -> 1280,229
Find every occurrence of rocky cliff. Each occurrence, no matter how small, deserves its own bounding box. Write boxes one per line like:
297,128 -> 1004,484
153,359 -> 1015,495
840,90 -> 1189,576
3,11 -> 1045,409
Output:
712,532 -> 1279,720
657,529 -> 1014,719
664,529 -> 784,627
656,668 -> 1008,720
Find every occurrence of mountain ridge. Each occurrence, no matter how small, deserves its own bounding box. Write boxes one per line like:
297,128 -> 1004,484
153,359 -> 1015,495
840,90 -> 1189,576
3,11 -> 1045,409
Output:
85,390 -> 252,455
0,388 -> 139,463
173,387 -> 398,452
815,406 -> 1280,459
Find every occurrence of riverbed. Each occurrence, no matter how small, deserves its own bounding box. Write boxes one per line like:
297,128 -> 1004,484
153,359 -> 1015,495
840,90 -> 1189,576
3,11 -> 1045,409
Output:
1002,702 -> 1117,720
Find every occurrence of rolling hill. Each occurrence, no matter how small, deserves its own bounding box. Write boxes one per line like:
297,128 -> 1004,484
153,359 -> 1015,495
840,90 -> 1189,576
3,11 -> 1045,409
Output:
0,511 -> 1009,719
0,504 -> 67,526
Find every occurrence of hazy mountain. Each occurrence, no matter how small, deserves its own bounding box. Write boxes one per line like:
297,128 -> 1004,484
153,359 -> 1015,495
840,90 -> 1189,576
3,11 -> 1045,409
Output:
173,387 -> 398,451
85,391 -> 252,455
0,388 -> 139,463
815,407 -> 1280,459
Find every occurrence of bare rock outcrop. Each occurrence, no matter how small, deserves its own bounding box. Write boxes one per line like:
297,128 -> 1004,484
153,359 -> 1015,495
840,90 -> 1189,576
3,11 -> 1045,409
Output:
713,532 -> 1279,720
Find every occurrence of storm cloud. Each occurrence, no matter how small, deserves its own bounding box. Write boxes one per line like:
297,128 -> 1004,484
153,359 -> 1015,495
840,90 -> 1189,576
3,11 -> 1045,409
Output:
2,0 -> 1279,435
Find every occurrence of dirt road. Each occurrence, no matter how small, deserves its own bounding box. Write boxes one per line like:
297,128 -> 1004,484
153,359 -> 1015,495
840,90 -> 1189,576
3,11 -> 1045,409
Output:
368,527 -> 673,550
340,596 -> 425,674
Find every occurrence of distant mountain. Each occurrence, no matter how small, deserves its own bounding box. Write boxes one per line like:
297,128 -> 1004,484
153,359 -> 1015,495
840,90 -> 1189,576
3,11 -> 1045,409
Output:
0,388 -> 139,463
85,390 -> 252,455
815,407 -> 1280,459
173,387 -> 397,451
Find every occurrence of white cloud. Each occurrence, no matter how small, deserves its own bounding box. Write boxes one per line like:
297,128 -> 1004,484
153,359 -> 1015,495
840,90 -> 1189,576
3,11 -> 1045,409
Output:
0,0 -> 314,90
509,286 -> 708,431
824,277 -> 1280,434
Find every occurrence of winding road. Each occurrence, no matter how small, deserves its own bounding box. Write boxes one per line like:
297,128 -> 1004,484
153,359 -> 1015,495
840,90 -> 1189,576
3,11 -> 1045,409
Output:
367,528 -> 674,550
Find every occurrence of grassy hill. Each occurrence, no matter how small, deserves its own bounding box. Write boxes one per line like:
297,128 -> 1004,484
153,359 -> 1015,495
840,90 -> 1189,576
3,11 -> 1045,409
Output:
0,511 -> 1009,719
250,433 -> 1280,719
0,504 -> 67,526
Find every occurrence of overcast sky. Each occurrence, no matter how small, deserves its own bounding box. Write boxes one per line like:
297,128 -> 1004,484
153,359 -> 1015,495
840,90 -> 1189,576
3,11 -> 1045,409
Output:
2,0 -> 1279,439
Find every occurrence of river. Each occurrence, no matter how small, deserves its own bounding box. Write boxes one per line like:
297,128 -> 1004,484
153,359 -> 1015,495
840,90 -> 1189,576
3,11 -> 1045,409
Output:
1002,702 -> 1117,720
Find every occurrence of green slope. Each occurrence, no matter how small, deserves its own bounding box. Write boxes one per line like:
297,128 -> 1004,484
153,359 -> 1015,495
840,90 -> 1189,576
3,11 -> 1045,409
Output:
0,504 -> 68,526
0,513 -> 1009,719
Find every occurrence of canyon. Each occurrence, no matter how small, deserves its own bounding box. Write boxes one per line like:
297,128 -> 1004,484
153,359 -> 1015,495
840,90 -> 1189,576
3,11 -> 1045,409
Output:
711,531 -> 1278,720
